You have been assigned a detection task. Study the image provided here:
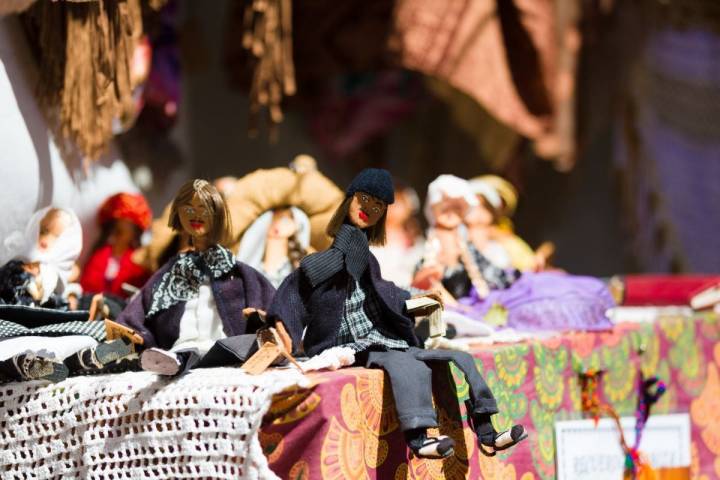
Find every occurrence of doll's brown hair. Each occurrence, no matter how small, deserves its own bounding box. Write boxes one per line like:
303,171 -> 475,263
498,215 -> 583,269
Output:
326,196 -> 387,246
477,195 -> 500,226
168,179 -> 232,246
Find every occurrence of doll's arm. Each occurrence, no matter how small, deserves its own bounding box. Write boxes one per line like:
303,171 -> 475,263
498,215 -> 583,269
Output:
115,284 -> 157,347
266,270 -> 307,355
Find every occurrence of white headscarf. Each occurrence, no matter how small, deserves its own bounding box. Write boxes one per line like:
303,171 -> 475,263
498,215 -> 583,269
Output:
5,207 -> 82,298
423,174 -> 478,225
236,207 -> 311,271
468,178 -> 502,209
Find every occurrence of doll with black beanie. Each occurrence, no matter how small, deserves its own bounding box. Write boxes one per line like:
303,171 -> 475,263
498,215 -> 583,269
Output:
268,168 -> 526,459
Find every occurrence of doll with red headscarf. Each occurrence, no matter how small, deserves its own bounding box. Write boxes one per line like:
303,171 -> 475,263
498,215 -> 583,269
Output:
81,193 -> 152,299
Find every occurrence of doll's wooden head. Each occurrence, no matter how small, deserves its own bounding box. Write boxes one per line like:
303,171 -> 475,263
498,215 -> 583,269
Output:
424,175 -> 478,230
94,193 -> 152,255
467,178 -> 503,228
37,209 -> 74,253
471,175 -> 518,219
168,179 -> 232,248
326,168 -> 395,246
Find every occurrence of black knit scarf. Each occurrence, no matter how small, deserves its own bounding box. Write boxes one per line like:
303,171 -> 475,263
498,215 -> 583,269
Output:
301,224 -> 369,287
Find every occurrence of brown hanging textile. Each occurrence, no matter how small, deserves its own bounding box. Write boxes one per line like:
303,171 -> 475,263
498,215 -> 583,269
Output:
23,0 -> 143,162
240,0 -> 296,138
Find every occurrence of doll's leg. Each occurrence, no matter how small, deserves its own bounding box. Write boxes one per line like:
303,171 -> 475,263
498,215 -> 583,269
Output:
411,348 -> 526,456
140,348 -> 200,376
412,348 -> 498,415
361,349 -> 455,459
0,352 -> 68,383
64,339 -> 135,375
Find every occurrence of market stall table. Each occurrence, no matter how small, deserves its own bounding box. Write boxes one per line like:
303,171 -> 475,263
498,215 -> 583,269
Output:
261,311 -> 718,479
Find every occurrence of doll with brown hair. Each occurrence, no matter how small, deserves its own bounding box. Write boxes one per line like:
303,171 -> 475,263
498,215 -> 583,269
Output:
80,192 -> 152,301
116,179 -> 277,376
268,169 -> 526,459
468,176 -> 552,272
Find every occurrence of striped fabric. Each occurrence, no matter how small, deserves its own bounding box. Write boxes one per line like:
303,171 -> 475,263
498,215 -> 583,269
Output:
0,320 -> 107,342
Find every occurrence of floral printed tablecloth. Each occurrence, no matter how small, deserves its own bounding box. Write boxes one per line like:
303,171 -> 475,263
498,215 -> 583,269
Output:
261,312 -> 719,479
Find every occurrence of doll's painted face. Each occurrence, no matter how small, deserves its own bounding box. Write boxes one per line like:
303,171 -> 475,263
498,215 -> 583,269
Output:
268,209 -> 297,239
109,218 -> 139,251
349,192 -> 387,229
431,196 -> 468,229
465,198 -> 494,228
38,210 -> 70,252
178,193 -> 212,238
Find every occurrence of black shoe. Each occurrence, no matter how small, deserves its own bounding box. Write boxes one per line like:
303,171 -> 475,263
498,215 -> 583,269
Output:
410,435 -> 456,459
65,339 -> 134,374
478,425 -> 527,457
95,339 -> 134,364
14,353 -> 68,383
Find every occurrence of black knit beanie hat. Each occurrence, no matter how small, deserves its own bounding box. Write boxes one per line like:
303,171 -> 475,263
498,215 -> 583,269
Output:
345,168 -> 395,204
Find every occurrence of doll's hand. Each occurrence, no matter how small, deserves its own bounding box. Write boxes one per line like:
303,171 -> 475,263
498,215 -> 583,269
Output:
68,263 -> 81,283
22,262 -> 40,276
412,265 -> 443,291
244,308 -> 269,332
474,279 -> 490,299
26,277 -> 43,301
243,307 -> 267,318
412,290 -> 444,308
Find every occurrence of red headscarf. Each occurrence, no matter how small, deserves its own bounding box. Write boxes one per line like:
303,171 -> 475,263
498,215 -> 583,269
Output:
98,193 -> 152,230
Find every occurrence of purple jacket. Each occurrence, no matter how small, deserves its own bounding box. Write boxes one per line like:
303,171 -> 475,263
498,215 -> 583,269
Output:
116,256 -> 276,350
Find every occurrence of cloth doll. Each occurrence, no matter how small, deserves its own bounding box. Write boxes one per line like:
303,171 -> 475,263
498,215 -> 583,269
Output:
468,176 -> 550,271
80,192 -> 152,299
0,207 -> 82,308
116,179 -> 277,377
133,157 -> 344,272
414,175 -> 518,301
268,168 -> 526,459
237,206 -> 311,288
370,179 -> 425,288
0,207 -> 136,383
461,177 -> 615,332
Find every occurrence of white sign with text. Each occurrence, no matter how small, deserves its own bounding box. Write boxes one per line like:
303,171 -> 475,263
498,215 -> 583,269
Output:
555,413 -> 691,480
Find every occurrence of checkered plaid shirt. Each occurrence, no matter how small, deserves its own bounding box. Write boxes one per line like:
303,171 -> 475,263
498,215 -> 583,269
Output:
335,279 -> 410,352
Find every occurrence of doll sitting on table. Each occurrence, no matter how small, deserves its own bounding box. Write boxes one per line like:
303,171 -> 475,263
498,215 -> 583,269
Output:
116,179 -> 277,376
460,177 -> 615,332
0,207 -> 82,309
237,206 -> 311,288
0,207 -> 135,383
413,175 -> 518,303
80,192 -> 152,301
468,176 -> 552,272
268,169 -> 526,459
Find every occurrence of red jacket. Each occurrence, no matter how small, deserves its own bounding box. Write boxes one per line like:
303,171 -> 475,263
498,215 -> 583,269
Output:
80,245 -> 151,298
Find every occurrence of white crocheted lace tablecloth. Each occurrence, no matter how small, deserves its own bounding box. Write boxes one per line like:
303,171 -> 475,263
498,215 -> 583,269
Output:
0,367 -> 308,480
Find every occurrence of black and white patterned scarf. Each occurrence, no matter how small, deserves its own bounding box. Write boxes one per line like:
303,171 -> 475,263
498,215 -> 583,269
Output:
148,245 -> 236,317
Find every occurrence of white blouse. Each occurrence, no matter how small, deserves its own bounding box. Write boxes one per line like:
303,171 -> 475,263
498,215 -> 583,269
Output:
171,283 -> 226,356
